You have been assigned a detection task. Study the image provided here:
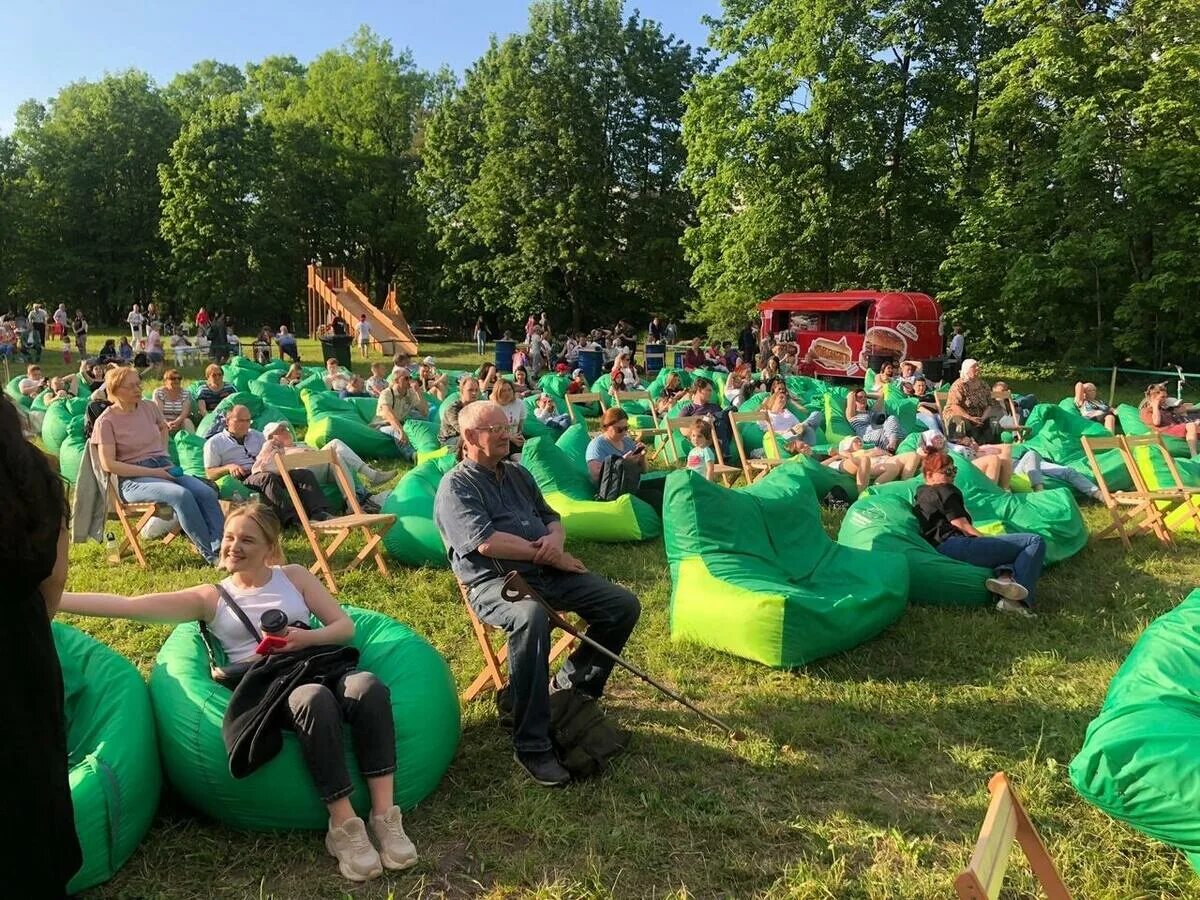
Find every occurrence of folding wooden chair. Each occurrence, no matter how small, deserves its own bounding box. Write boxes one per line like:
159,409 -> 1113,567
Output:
1123,434 -> 1200,535
565,391 -> 607,426
274,447 -> 396,594
729,410 -> 787,483
955,772 -> 1071,900
992,389 -> 1031,443
104,477 -> 184,567
457,579 -> 577,703
662,415 -> 740,487
1081,435 -> 1173,549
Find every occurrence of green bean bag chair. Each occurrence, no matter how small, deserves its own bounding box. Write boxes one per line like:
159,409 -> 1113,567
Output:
648,367 -> 693,400
170,430 -> 253,501
538,373 -> 571,397
41,396 -> 89,454
222,361 -> 261,394
519,424 -> 661,542
381,454 -> 457,567
149,606 -> 460,830
664,466 -> 908,668
248,374 -> 307,426
60,416 -> 88,485
850,453 -> 1088,564
54,622 -> 160,893
303,390 -> 401,460
4,374 -> 31,408
1070,588 -> 1200,873
1020,404 -> 1129,492
1116,404 -> 1192,457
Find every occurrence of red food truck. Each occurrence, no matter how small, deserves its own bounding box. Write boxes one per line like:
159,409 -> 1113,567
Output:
758,291 -> 944,379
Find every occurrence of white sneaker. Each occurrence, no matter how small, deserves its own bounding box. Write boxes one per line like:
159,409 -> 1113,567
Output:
985,576 -> 1029,603
369,806 -> 419,870
362,466 -> 392,486
996,598 -> 1037,619
325,816 -> 383,882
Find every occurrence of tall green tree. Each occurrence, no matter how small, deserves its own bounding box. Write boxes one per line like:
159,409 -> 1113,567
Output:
163,60 -> 247,123
422,0 -> 700,330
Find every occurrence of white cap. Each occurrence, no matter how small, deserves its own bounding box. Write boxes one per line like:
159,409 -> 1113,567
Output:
263,420 -> 290,438
422,355 -> 436,365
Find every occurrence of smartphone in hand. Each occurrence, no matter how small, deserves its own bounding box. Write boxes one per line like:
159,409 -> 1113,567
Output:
255,635 -> 288,655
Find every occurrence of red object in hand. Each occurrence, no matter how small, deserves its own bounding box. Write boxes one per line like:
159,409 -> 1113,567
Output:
255,635 -> 288,656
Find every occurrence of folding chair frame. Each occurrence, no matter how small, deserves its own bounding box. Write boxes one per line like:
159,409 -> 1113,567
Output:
565,391 -> 607,425
728,410 -> 786,483
275,446 -> 396,594
954,772 -> 1071,900
105,477 -> 183,567
457,580 -> 577,703
1081,435 -> 1174,548
662,414 -> 741,487
1123,434 -> 1200,535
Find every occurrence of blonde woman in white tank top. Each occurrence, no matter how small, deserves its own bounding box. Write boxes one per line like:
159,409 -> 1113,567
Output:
60,504 -> 417,883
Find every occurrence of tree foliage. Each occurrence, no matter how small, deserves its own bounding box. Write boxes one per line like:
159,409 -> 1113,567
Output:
421,0 -> 700,330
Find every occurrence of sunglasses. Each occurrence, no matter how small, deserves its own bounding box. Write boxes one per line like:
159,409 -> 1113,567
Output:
944,465 -> 957,475
613,425 -> 630,433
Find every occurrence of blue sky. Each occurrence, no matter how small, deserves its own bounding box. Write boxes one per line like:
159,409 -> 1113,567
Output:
0,0 -> 722,133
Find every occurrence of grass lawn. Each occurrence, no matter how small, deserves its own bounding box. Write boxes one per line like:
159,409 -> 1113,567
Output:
27,337 -> 1200,898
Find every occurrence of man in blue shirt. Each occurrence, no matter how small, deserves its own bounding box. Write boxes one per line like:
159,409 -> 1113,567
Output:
434,402 -> 640,787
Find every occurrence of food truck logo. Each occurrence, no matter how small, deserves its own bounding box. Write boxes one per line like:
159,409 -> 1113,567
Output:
808,336 -> 855,372
896,321 -> 919,343
863,326 -> 909,359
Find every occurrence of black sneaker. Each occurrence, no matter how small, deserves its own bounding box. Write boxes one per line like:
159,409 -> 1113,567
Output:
514,749 -> 570,787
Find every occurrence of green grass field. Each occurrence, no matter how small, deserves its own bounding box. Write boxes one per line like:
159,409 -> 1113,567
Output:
26,337 -> 1200,898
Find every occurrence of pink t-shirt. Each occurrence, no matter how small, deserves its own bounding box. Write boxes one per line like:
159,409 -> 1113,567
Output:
91,402 -> 167,464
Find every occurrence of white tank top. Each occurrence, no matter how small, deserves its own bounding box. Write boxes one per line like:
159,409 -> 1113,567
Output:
209,567 -> 311,664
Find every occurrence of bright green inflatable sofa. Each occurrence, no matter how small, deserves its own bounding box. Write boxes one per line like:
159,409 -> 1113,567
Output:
55,622 -> 160,894
1116,403 -> 1192,457
519,423 -> 661,542
149,607 -> 459,830
1070,588 -> 1200,873
302,390 -> 402,460
664,466 -> 908,668
381,454 -> 457,567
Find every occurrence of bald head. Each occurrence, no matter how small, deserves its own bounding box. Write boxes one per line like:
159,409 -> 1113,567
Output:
227,404 -> 253,438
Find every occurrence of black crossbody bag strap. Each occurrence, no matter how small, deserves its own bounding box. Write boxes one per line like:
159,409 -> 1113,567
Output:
199,583 -> 263,686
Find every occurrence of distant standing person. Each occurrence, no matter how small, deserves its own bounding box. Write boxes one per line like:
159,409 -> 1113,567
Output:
739,321 -> 758,373
27,303 -> 48,344
195,306 -> 210,331
948,324 -> 965,360
72,310 -> 88,356
473,317 -> 488,357
127,303 -> 145,341
648,316 -> 662,343
664,320 -> 678,345
51,303 -> 69,338
0,395 -> 84,895
356,314 -> 371,359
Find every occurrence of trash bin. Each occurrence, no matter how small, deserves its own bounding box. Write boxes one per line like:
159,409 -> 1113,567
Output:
644,343 -> 666,377
578,349 -> 604,384
494,339 -> 515,373
320,334 -> 353,368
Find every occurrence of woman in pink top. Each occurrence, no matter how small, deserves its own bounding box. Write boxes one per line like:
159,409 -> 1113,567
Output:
91,366 -> 224,563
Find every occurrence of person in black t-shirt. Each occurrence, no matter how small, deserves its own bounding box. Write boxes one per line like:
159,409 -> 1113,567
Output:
913,451 -> 1046,616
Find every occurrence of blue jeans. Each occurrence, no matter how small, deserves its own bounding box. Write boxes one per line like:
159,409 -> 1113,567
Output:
936,533 -> 1047,606
379,426 -> 416,461
119,456 -> 224,563
468,569 -> 641,753
1015,449 -> 1100,498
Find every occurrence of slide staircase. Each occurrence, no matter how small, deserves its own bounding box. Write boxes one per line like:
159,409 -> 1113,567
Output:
307,265 -> 418,356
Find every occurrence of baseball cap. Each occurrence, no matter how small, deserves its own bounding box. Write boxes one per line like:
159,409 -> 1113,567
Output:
422,355 -> 436,366
263,421 -> 290,438
572,368 -> 584,377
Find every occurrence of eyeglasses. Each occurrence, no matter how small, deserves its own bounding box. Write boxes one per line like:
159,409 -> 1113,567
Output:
472,424 -> 510,435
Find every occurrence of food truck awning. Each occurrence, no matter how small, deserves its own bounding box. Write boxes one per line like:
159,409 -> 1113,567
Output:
758,294 -> 875,313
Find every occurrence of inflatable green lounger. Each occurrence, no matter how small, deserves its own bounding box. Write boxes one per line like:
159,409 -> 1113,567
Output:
664,466 -> 908,668
1070,588 -> 1200,872
149,607 -> 459,830
1020,403 -> 1129,492
519,424 -> 661,542
382,454 -> 457,567
54,622 -> 160,893
1115,403 -> 1192,457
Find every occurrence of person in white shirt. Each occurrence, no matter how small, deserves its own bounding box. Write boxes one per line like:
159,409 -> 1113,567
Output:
127,304 -> 145,341
51,303 -> 68,335
356,315 -> 371,358
323,358 -> 350,392
18,364 -> 47,399
611,351 -> 640,390
948,324 -> 965,360
170,331 -> 193,367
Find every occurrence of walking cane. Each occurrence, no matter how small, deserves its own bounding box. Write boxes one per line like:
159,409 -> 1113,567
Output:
501,572 -> 745,741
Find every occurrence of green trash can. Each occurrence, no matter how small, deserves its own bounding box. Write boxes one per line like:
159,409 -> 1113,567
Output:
320,335 -> 353,368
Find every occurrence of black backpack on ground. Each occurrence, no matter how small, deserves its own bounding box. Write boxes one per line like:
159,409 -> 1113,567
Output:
595,455 -> 641,502
495,686 -> 628,780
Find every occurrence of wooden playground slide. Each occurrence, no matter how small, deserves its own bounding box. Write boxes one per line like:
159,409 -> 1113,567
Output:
307,265 -> 419,356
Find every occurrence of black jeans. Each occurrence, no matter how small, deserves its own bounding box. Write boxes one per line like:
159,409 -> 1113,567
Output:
468,569 -> 641,753
242,469 -> 330,526
286,671 -> 396,803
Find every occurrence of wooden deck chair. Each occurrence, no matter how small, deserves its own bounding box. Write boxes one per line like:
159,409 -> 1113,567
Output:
662,415 -> 741,487
457,579 -> 577,703
1081,435 -> 1173,549
729,410 -> 786,483
104,477 -> 183,567
565,391 -> 607,425
274,447 -> 396,594
1123,434 -> 1200,535
955,772 -> 1072,900
992,390 -> 1031,443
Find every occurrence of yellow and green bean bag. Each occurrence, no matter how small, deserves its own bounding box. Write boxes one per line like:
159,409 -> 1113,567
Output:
665,466 -> 908,668
1130,441 -> 1200,531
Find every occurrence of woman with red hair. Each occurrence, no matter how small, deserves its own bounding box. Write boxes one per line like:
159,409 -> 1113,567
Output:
913,451 -> 1046,617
